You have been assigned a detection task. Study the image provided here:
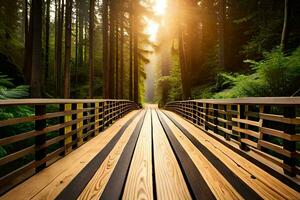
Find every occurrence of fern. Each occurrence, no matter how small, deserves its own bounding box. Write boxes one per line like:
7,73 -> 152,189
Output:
0,74 -> 29,99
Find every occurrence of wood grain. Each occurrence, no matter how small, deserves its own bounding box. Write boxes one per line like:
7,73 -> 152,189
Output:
166,110 -> 300,200
77,111 -> 145,200
1,111 -> 138,200
122,110 -> 153,200
160,111 -> 242,200
151,109 -> 191,200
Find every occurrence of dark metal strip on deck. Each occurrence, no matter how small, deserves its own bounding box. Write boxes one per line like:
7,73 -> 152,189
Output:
55,111 -> 141,200
162,111 -> 262,200
100,110 -> 147,200
165,111 -> 300,193
150,109 -> 157,199
155,109 -> 216,200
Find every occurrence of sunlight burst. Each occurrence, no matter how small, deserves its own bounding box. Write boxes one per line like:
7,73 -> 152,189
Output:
153,0 -> 167,16
144,0 -> 167,42
145,18 -> 159,42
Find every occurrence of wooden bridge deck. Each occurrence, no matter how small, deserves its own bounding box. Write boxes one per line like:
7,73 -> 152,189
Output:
2,105 -> 300,200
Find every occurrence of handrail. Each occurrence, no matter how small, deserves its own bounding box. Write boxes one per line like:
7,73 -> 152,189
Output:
168,97 -> 300,105
0,99 -> 139,194
0,98 -> 132,106
165,97 -> 300,177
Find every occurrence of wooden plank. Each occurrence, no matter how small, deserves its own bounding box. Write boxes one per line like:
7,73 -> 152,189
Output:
233,126 -> 259,138
165,110 -> 300,199
259,126 -> 298,141
122,110 -> 153,200
151,109 -> 191,200
1,111 -> 138,200
259,113 -> 300,125
0,99 -> 135,106
77,111 -> 144,200
240,138 -> 258,148
217,126 -> 232,135
232,118 -> 260,127
160,111 -> 242,200
0,118 -> 85,146
258,140 -> 294,158
101,111 -> 146,199
0,145 -> 35,166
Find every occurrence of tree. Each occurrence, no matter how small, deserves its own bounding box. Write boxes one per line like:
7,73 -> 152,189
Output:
45,0 -> 50,83
133,0 -> 139,103
78,0 -> 84,68
218,0 -> 226,69
64,0 -> 72,98
89,0 -> 95,98
30,0 -> 43,97
281,0 -> 291,52
102,0 -> 109,98
55,0 -> 64,97
120,7 -> 125,99
23,0 -> 32,84
108,2 -> 116,98
115,11 -> 119,98
129,2 -> 133,101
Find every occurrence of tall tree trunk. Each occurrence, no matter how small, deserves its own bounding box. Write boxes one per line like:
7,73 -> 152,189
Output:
30,0 -> 43,97
84,18 -> 87,64
178,26 -> 191,99
21,0 -> 27,43
219,0 -> 226,70
281,0 -> 291,52
23,0 -> 32,84
55,0 -> 64,97
45,0 -> 50,83
89,0 -> 95,98
115,13 -> 119,98
75,2 -> 79,95
102,0 -> 109,98
64,0 -> 72,98
102,0 -> 110,99
120,10 -> 124,99
108,4 -> 115,98
129,6 -> 133,101
133,1 -> 139,103
78,0 -> 84,68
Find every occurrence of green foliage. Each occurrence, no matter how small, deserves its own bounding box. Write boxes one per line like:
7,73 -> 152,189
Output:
0,75 -> 32,160
0,75 -> 29,99
155,52 -> 182,106
210,47 -> 300,98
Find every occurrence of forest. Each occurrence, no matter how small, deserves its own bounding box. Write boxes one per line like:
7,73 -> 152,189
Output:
0,0 -> 300,195
0,0 -> 300,104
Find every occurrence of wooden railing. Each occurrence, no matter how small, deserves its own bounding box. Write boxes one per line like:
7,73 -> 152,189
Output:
0,99 -> 139,193
165,97 -> 300,177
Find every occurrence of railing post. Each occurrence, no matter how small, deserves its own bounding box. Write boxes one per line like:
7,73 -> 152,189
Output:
204,103 -> 209,131
238,104 -> 249,151
94,102 -> 100,135
283,106 -> 296,177
225,104 -> 232,140
193,102 -> 197,124
90,103 -> 96,138
35,105 -> 47,172
64,104 -> 72,155
257,105 -> 264,150
77,103 -> 83,146
213,104 -> 218,133
99,102 -> 105,131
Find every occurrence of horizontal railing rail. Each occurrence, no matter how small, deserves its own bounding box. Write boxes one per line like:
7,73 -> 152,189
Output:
165,97 -> 300,177
0,99 -> 139,193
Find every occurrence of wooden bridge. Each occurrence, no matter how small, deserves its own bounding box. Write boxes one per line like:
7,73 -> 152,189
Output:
0,98 -> 300,199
